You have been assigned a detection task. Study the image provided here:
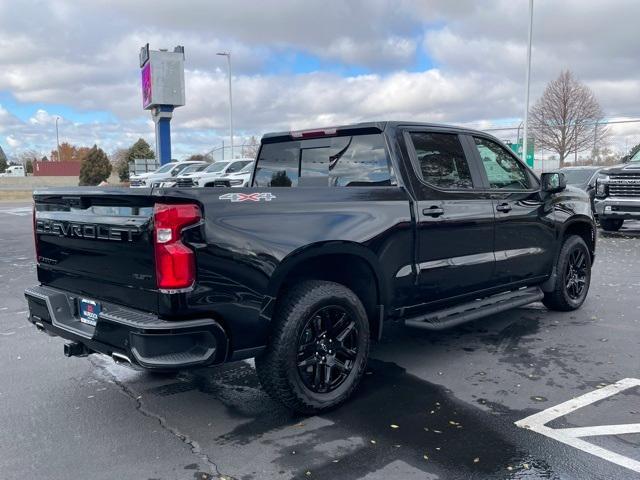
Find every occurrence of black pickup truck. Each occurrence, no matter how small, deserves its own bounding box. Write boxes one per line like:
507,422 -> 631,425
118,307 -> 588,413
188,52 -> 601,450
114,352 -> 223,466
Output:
25,122 -> 595,413
594,149 -> 640,231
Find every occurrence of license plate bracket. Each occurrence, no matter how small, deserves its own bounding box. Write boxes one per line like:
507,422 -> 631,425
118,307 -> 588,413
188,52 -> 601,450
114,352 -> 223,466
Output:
79,298 -> 101,326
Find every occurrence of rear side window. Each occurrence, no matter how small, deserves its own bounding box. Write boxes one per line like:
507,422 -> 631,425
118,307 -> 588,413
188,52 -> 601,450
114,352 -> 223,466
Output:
254,143 -> 299,187
253,134 -> 394,187
409,132 -> 474,189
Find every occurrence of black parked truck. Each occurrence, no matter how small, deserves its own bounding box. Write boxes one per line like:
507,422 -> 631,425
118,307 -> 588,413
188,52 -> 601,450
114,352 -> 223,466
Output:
25,122 -> 596,413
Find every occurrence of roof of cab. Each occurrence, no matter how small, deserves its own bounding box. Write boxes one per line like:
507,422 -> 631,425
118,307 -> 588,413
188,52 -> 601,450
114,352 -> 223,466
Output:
261,121 -> 488,142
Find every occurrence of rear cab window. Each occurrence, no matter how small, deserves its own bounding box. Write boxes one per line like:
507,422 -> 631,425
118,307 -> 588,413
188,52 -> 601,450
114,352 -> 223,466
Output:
253,133 -> 396,187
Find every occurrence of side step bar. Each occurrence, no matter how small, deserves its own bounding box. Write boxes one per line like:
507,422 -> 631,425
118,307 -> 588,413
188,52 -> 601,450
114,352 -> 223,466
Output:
404,287 -> 544,331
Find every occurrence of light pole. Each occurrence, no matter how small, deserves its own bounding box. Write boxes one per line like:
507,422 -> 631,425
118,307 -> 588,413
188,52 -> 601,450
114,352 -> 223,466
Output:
522,0 -> 534,167
217,52 -> 234,159
55,116 -> 61,162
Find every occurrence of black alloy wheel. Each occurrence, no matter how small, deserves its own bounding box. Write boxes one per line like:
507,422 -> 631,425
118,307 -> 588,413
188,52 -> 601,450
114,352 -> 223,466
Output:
564,247 -> 588,300
296,305 -> 358,394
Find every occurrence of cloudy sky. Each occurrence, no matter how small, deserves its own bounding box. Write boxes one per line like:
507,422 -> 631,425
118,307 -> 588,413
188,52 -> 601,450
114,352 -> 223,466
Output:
1,0 -> 639,160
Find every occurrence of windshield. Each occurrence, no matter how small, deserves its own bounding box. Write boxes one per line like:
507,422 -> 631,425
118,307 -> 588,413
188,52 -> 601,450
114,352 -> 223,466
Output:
560,169 -> 597,185
630,150 -> 640,162
204,162 -> 229,173
238,162 -> 254,173
154,163 -> 176,174
180,164 -> 208,174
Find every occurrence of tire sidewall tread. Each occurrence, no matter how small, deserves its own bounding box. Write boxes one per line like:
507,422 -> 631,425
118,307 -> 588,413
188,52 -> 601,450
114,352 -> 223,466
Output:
255,280 -> 370,414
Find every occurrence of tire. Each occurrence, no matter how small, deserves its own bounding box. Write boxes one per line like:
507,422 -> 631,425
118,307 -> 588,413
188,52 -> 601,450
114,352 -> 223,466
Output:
543,235 -> 592,311
600,218 -> 623,231
255,281 -> 370,414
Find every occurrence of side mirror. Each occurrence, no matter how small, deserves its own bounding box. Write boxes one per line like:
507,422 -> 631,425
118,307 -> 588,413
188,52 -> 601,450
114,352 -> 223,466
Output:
541,172 -> 566,194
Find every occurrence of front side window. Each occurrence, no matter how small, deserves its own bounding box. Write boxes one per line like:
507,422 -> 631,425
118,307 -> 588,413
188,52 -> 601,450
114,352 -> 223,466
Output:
409,132 -> 474,189
473,137 -> 531,190
253,134 -> 394,187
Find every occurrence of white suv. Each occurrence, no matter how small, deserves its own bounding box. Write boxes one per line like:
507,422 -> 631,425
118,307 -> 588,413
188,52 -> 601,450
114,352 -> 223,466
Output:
211,161 -> 255,187
193,159 -> 253,187
129,161 -> 207,188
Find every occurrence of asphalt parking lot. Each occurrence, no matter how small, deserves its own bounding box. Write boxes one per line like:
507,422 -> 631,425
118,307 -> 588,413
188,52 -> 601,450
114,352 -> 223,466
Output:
0,202 -> 638,480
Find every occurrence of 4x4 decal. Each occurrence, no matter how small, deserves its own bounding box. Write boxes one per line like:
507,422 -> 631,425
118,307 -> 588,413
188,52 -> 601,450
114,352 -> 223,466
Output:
218,192 -> 276,202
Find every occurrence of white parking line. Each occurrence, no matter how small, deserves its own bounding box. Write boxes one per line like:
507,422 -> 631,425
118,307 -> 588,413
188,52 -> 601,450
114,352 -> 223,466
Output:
0,207 -> 32,216
515,378 -> 640,473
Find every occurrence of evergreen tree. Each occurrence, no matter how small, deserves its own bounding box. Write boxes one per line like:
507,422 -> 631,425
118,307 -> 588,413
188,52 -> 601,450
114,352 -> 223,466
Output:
79,145 -> 112,185
118,138 -> 155,181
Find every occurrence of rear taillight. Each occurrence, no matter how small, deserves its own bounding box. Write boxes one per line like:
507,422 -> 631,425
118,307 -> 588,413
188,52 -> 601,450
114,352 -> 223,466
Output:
33,205 -> 39,262
153,203 -> 201,291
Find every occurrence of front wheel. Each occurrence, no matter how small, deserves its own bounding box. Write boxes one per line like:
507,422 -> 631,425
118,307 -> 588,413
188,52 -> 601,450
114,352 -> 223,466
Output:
543,235 -> 592,311
600,218 -> 623,231
255,281 -> 370,414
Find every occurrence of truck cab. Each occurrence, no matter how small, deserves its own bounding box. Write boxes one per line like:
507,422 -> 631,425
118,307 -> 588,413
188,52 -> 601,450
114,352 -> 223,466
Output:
1,165 -> 26,177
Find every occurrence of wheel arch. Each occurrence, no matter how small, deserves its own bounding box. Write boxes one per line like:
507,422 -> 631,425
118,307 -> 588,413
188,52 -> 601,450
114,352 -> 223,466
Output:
561,216 -> 596,261
265,242 -> 389,339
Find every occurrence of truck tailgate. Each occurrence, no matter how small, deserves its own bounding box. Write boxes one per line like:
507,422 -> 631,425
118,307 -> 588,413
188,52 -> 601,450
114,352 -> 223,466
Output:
34,189 -> 158,313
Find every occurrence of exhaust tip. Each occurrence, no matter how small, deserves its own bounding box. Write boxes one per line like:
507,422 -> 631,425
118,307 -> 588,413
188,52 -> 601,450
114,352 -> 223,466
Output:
112,352 -> 132,366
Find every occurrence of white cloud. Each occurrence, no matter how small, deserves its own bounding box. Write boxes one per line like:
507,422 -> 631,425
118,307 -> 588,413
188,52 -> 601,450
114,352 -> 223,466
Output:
6,135 -> 20,148
1,0 -> 640,158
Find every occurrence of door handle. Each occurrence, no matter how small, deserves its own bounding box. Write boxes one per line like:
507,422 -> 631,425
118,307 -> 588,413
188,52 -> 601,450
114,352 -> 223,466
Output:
422,206 -> 444,217
496,203 -> 512,213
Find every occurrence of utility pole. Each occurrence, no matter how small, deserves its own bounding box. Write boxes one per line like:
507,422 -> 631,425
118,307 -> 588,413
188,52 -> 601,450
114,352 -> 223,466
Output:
217,52 -> 234,159
522,0 -> 534,166
55,116 -> 61,162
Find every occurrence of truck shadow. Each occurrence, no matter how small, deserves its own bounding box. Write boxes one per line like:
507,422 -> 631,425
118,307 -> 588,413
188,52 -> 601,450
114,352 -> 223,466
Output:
598,220 -> 640,238
142,308 -> 556,479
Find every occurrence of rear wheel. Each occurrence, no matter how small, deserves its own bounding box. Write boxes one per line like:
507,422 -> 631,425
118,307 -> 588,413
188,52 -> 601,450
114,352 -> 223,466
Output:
543,235 -> 591,311
255,281 -> 370,414
600,218 -> 623,231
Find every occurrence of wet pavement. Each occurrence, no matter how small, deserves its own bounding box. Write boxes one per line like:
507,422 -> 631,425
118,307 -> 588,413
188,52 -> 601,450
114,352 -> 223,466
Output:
0,202 -> 639,480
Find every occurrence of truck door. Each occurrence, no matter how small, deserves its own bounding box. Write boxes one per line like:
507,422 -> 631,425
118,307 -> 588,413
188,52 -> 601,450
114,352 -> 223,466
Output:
402,128 -> 496,304
468,134 -> 555,285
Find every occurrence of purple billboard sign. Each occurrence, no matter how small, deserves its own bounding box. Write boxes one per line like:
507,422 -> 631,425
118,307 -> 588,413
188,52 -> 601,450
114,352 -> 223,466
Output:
141,63 -> 152,109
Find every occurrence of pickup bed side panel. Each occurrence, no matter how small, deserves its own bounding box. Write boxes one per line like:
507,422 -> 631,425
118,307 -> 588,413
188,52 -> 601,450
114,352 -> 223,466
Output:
159,186 -> 413,352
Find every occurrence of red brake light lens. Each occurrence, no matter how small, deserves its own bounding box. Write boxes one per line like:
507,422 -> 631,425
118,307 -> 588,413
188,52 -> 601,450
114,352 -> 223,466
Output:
153,203 -> 201,291
290,127 -> 337,139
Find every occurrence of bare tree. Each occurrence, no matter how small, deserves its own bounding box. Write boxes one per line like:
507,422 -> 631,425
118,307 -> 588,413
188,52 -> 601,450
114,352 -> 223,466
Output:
241,136 -> 260,159
530,70 -> 607,167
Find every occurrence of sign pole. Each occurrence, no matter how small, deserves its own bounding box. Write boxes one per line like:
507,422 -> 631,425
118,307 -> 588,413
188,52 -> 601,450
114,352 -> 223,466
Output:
140,44 -> 185,166
152,106 -> 175,165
